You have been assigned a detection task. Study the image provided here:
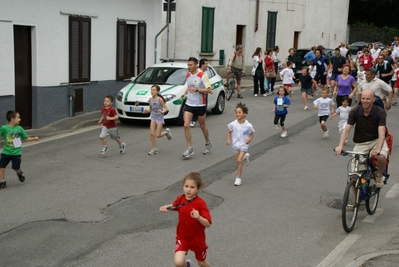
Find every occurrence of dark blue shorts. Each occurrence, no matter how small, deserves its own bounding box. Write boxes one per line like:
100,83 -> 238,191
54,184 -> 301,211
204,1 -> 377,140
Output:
0,154 -> 22,170
319,115 -> 329,123
184,105 -> 207,117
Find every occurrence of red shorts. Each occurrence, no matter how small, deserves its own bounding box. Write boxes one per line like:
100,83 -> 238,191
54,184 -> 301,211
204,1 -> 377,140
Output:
283,84 -> 292,88
175,238 -> 208,261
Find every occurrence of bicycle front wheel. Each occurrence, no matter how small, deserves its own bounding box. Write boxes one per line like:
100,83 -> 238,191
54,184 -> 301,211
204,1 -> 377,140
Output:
342,179 -> 359,233
226,87 -> 233,101
226,80 -> 236,100
366,180 -> 379,215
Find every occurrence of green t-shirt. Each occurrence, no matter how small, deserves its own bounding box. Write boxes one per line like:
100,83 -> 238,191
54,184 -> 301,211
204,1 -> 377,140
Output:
0,124 -> 28,156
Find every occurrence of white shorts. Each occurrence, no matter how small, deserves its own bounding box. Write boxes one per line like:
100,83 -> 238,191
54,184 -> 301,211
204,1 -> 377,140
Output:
100,126 -> 120,140
232,145 -> 248,154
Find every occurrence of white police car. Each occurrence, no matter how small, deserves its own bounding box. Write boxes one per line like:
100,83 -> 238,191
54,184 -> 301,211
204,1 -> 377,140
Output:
115,59 -> 225,125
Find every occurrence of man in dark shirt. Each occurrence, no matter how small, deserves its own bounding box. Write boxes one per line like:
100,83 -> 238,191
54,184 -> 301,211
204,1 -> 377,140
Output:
335,89 -> 388,188
374,54 -> 393,84
329,48 -> 347,89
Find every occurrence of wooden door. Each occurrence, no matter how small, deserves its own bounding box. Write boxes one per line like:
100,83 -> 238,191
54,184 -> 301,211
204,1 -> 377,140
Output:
14,25 -> 32,128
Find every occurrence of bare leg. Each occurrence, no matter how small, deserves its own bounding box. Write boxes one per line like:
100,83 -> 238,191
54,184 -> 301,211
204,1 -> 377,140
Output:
174,251 -> 188,267
197,114 -> 210,143
184,111 -> 194,148
149,120 -> 157,149
236,151 -> 246,177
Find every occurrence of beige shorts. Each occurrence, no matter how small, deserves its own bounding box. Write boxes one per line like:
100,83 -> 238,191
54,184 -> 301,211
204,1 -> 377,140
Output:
353,139 -> 389,158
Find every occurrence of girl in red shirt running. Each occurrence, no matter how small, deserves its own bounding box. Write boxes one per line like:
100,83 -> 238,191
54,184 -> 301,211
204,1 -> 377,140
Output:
160,172 -> 212,267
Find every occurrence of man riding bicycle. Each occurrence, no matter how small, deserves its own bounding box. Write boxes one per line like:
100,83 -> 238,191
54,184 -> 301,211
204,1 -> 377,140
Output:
225,44 -> 244,99
335,89 -> 388,189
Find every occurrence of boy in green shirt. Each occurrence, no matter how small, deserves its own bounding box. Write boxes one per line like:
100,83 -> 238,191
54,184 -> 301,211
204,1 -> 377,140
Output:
0,111 -> 39,189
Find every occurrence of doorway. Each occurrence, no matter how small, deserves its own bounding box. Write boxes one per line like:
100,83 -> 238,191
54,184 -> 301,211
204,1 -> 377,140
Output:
293,31 -> 300,50
14,25 -> 32,128
236,25 -> 245,46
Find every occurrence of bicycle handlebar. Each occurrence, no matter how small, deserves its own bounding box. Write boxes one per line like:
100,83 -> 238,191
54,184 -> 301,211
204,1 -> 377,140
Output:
333,149 -> 371,158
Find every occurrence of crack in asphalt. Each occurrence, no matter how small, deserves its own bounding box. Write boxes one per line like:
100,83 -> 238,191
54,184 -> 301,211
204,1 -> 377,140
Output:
0,115 -> 318,267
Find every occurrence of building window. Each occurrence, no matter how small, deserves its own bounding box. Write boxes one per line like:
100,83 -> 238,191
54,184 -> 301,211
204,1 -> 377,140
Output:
201,7 -> 215,53
69,16 -> 91,83
116,21 -> 146,80
266,11 -> 277,49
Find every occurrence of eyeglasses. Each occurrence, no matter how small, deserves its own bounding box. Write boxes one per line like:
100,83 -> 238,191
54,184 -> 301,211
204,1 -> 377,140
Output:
378,57 -> 384,59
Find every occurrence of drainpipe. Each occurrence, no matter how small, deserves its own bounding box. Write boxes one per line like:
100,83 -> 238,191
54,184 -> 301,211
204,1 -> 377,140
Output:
255,0 -> 260,32
154,24 -> 168,64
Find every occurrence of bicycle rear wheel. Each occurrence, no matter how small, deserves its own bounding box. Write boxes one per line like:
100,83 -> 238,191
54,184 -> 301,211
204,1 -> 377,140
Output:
366,180 -> 379,215
342,179 -> 359,233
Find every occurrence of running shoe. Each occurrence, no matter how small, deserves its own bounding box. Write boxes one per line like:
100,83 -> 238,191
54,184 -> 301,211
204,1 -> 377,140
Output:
281,131 -> 288,138
148,148 -> 159,155
262,94 -> 267,96
237,94 -> 243,99
203,142 -> 212,155
17,170 -> 25,182
190,121 -> 196,127
323,130 -> 329,139
0,180 -> 7,189
244,153 -> 250,166
186,259 -> 192,267
100,146 -> 108,154
120,143 -> 126,154
165,128 -> 172,140
254,94 -> 258,97
303,106 -> 308,111
234,177 -> 242,186
182,148 -> 194,158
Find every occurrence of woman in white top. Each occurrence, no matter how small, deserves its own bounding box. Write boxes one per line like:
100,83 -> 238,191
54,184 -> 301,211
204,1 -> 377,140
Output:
251,47 -> 266,96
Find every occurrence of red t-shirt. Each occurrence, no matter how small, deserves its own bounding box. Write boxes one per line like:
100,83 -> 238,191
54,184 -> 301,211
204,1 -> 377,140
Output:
264,56 -> 275,71
101,107 -> 117,128
359,55 -> 373,69
173,195 -> 212,248
395,70 -> 399,88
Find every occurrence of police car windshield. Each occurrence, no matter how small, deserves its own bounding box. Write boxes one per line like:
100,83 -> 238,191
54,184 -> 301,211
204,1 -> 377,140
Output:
135,67 -> 188,85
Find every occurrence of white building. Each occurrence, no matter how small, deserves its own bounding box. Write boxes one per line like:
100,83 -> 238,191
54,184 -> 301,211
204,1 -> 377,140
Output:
162,0 -> 350,75
0,0 -> 349,128
0,0 -> 160,128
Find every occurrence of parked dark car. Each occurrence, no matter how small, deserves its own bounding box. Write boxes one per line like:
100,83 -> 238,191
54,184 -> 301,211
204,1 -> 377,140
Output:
349,41 -> 386,61
292,48 -> 333,80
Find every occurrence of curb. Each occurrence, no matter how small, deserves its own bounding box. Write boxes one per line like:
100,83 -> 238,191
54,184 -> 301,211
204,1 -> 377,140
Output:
345,250 -> 399,267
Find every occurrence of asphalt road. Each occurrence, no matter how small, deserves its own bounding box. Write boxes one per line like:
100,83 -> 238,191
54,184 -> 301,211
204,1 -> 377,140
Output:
1,86 -> 398,267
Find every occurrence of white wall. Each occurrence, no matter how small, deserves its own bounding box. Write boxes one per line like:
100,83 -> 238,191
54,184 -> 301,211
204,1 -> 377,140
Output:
0,0 -> 160,96
165,0 -> 349,67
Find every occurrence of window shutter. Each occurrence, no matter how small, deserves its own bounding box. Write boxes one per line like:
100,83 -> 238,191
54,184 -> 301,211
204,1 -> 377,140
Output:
266,11 -> 277,49
116,20 -> 127,80
201,7 -> 215,53
137,22 -> 146,74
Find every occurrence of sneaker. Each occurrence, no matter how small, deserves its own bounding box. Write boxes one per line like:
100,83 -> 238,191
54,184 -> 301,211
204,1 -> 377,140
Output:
190,121 -> 196,127
148,148 -> 159,155
186,259 -> 192,267
237,94 -> 243,99
244,153 -> 250,166
275,124 -> 280,130
100,146 -> 108,154
223,82 -> 229,87
262,93 -> 267,96
254,94 -> 258,97
281,131 -> 288,138
182,148 -> 194,158
375,176 -> 384,189
266,92 -> 273,96
234,177 -> 242,186
17,171 -> 25,183
119,143 -> 126,154
289,91 -> 292,98
165,128 -> 172,140
393,102 -> 398,106
0,180 -> 7,189
203,142 -> 212,155
303,106 -> 308,111
323,130 -> 329,139
291,91 -> 294,95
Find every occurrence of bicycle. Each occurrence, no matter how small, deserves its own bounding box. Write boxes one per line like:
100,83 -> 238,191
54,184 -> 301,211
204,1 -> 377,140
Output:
225,71 -> 236,101
337,150 -> 389,233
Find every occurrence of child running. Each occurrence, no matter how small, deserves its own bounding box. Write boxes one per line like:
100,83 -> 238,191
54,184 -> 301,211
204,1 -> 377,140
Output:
160,172 -> 212,267
298,66 -> 315,111
98,95 -> 126,154
313,88 -> 335,139
330,96 -> 351,142
226,102 -> 255,186
0,111 -> 39,189
273,86 -> 291,138
143,85 -> 172,155
279,61 -> 295,97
